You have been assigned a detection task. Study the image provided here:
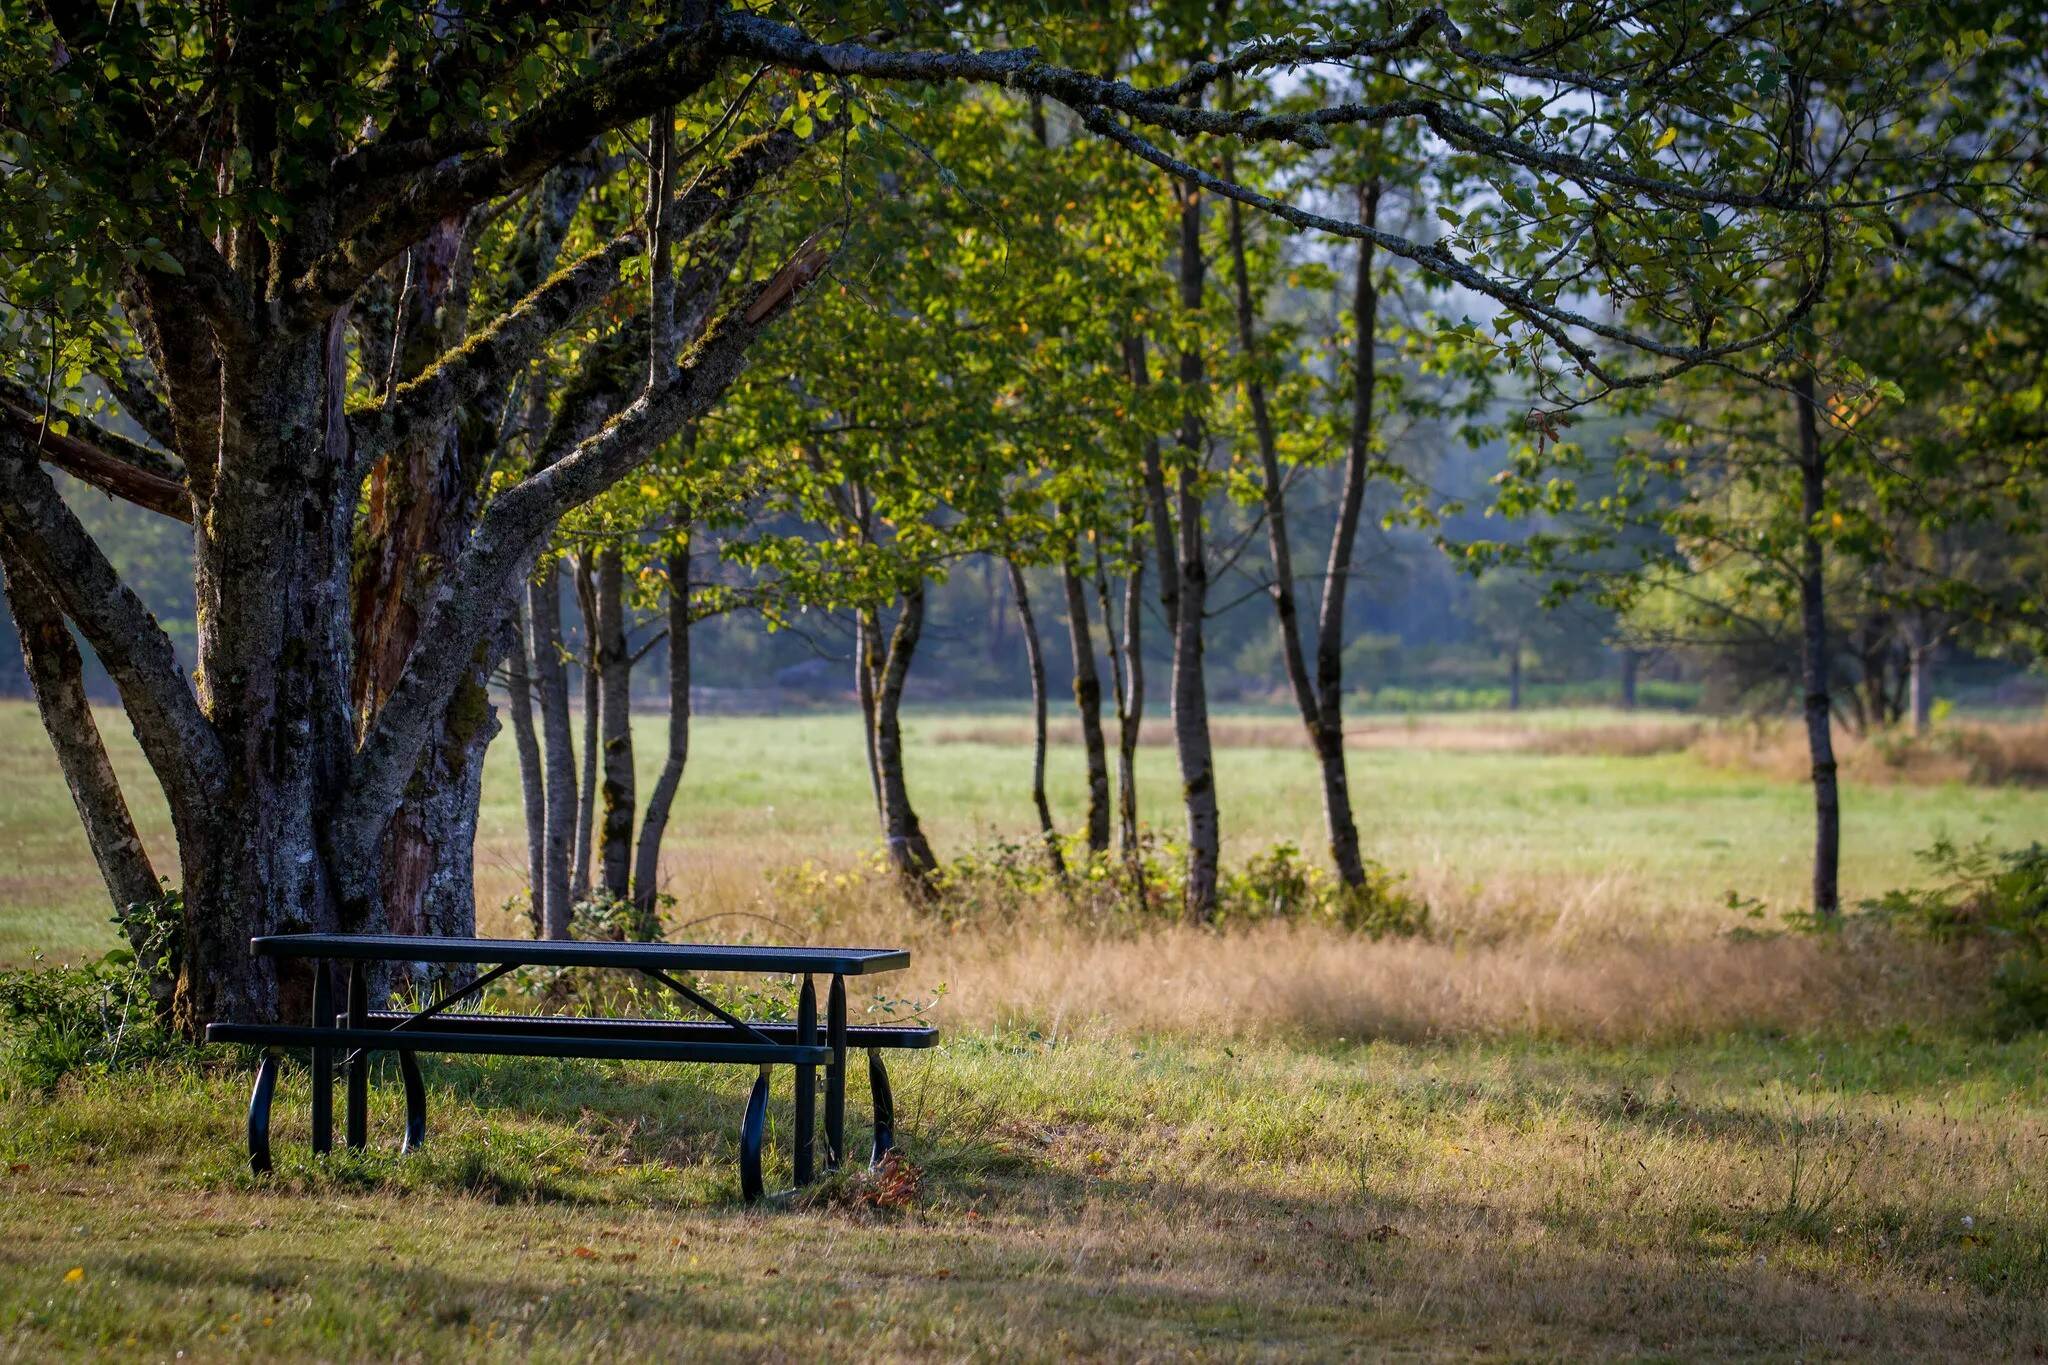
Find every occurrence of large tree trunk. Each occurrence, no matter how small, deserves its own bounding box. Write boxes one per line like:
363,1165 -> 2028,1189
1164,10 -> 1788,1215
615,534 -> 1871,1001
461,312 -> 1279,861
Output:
1006,559 -> 1066,878
1794,364 -> 1841,918
1225,173 -> 1375,888
633,536 -> 693,923
1169,180 -> 1220,921
174,317 -> 364,1029
506,596 -> 547,937
346,219 -> 503,996
529,568 -> 578,938
1062,562 -> 1111,856
595,545 -> 635,900
0,86 -> 809,1032
873,588 -> 939,898
0,537 -> 164,983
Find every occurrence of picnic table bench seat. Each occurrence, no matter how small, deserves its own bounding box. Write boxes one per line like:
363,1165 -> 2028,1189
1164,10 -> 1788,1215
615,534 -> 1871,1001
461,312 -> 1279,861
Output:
203,935 -> 933,1203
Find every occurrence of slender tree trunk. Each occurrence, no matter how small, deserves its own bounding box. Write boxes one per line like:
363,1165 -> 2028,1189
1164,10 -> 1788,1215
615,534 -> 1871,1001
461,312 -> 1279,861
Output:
595,545 -> 635,899
1795,365 -> 1841,918
1006,559 -> 1066,878
872,589 -> 938,897
1507,641 -> 1523,711
506,595 -> 547,937
529,567 -> 577,938
855,606 -> 884,821
1062,562 -> 1111,855
1908,631 -> 1934,737
633,536 -> 692,924
1095,545 -> 1144,866
1225,173 -> 1374,887
1619,649 -> 1639,711
571,553 -> 599,904
1126,333 -> 1180,639
1169,177 -> 1220,920
0,537 -> 165,991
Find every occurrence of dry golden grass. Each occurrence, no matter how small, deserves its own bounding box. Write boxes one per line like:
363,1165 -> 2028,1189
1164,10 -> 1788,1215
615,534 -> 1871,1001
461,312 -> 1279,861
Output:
547,850 -> 1986,1050
1694,717 -> 2048,788
913,919 -> 1978,1047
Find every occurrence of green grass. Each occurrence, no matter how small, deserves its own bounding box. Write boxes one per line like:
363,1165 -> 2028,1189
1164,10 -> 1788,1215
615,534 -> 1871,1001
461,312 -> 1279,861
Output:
3,1029 -> 2045,1359
5,698 -> 2048,1358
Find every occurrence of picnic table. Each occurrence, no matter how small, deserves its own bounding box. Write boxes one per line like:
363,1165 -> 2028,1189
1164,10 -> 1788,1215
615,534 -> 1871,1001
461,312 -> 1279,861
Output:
204,934 -> 936,1201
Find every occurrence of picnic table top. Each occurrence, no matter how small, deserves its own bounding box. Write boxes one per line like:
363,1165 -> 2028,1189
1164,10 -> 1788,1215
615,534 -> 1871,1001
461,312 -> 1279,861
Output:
249,934 -> 910,976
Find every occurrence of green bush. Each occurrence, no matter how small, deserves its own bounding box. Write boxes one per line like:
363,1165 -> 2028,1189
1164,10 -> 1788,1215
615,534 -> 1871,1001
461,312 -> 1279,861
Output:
1217,841 -> 1429,938
0,890 -> 190,1092
0,949 -> 186,1094
1861,839 -> 2048,1034
569,888 -> 667,943
932,833 -> 1428,939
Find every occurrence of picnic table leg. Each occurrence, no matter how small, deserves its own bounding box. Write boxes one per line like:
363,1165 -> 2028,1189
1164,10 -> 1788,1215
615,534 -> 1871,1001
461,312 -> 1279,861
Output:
398,1049 -> 426,1153
309,960 -> 333,1156
794,975 -> 816,1185
824,974 -> 846,1169
740,1063 -> 770,1203
867,1046 -> 895,1166
247,1050 -> 279,1175
345,961 -> 369,1151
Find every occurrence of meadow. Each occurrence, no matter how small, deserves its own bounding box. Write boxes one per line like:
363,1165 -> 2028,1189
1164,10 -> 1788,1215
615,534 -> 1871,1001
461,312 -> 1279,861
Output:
2,698 -> 2046,1360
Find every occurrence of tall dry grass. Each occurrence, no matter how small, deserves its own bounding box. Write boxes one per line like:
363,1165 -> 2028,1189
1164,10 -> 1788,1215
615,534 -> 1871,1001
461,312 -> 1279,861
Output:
917,918 -> 1979,1045
1694,717 -> 2048,788
526,847 -> 1989,1049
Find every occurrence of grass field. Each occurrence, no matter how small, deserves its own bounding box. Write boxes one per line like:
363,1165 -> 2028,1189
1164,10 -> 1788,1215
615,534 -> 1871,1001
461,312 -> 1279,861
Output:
3,698 -> 2047,1359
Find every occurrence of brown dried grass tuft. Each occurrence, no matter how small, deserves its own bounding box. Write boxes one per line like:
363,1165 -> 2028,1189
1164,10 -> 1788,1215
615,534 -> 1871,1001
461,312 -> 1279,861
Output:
1692,716 -> 2048,788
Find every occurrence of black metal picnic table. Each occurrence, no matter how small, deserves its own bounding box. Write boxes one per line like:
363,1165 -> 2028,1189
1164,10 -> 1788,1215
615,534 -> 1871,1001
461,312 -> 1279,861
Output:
204,934 -> 935,1201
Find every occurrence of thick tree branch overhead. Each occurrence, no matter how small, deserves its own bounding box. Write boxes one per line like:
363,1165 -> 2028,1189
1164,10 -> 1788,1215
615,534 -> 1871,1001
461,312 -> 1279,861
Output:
0,392 -> 191,522
332,239 -> 832,877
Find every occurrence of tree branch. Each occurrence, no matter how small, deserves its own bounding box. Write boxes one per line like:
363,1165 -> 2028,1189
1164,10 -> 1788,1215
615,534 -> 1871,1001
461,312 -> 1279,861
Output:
0,532 -> 161,913
330,233 -> 832,881
0,424 -> 226,828
293,18 -> 728,316
351,127 -> 805,468
0,390 -> 191,522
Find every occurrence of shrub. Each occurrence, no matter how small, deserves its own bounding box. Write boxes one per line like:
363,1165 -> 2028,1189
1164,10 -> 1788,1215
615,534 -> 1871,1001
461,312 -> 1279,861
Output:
1861,839 -> 2048,1034
1217,842 -> 1429,939
0,889 -> 191,1092
0,950 -> 186,1093
569,888 -> 667,943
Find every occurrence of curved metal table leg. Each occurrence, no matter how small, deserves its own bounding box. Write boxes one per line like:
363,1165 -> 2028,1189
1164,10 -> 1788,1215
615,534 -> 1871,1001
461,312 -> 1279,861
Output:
398,1049 -> 427,1153
794,977 -> 816,1185
247,1051 -> 279,1175
740,1063 -> 770,1203
867,1046 -> 895,1167
825,975 -> 846,1170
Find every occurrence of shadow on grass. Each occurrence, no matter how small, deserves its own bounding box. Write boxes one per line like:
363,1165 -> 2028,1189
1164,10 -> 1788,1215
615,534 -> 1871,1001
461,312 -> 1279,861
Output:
238,1046 -> 1031,1211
